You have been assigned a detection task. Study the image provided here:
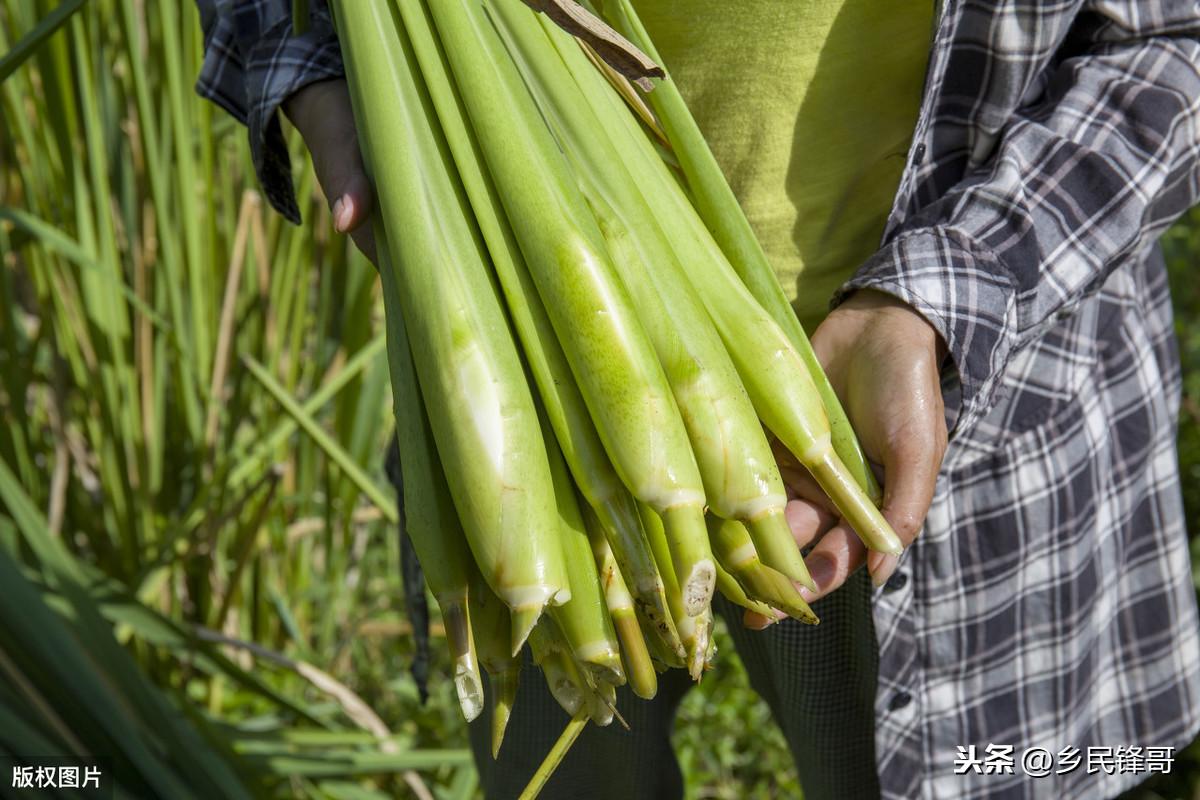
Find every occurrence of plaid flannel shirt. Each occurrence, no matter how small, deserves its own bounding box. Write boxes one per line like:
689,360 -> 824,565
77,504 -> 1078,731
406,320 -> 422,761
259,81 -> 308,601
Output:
196,1 -> 1200,798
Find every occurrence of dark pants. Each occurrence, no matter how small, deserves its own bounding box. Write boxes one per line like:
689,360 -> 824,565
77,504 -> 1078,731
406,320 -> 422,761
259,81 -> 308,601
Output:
468,570 -> 881,800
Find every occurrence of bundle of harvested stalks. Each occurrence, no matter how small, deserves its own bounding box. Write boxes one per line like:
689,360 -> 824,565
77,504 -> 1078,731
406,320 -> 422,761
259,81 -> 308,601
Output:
328,0 -> 895,793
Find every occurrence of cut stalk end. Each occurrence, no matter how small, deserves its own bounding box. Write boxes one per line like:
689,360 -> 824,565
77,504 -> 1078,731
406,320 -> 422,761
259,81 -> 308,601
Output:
679,608 -> 711,680
454,657 -> 485,722
441,601 -> 484,720
575,645 -> 625,688
543,652 -> 586,717
638,605 -> 686,668
661,504 -> 716,616
586,681 -> 618,727
594,494 -> 680,649
679,559 -> 716,618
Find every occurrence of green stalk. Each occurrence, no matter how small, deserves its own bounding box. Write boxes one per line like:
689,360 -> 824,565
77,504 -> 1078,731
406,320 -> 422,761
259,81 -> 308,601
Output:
489,667 -> 521,759
593,196 -> 807,589
470,577 -> 521,757
543,420 -> 624,686
580,503 -> 656,699
292,0 -> 310,34
240,355 -> 397,521
424,0 -> 713,614
517,708 -> 589,800
638,503 -> 707,678
603,0 -> 882,505
528,619 -> 586,718
394,0 -> 675,641
708,517 -> 818,625
0,0 -> 84,83
715,562 -> 777,619
71,15 -> 142,566
376,225 -> 482,722
551,29 -> 901,555
640,605 -> 685,671
333,0 -> 568,646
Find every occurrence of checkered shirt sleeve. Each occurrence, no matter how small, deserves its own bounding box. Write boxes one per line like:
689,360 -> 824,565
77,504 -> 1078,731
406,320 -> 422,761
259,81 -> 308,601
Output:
194,0 -> 343,224
839,0 -> 1200,441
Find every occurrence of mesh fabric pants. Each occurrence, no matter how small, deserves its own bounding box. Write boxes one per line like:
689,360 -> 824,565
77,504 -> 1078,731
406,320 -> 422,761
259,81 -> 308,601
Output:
467,570 -> 880,800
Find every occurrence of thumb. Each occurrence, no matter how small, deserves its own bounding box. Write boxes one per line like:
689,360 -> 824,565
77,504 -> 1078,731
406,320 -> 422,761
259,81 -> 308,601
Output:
285,80 -> 377,262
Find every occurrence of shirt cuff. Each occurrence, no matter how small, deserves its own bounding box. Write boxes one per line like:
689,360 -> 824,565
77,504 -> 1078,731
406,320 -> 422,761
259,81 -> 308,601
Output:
240,5 -> 344,223
833,227 -> 1019,438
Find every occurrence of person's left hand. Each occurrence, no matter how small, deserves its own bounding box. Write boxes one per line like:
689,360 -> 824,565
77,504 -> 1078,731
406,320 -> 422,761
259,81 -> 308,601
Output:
745,289 -> 948,629
284,78 -> 378,263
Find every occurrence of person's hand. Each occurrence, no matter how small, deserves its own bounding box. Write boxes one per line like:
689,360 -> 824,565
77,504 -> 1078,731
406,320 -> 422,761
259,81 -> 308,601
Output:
284,79 -> 377,263
747,289 -> 948,629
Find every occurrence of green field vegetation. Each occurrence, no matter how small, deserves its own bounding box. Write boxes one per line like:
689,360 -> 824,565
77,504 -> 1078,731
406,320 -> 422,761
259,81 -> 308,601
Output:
0,2 -> 1197,798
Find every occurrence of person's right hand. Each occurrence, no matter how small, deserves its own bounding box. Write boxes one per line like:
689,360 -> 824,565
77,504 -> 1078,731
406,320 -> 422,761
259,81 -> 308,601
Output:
284,78 -> 377,263
744,289 -> 948,630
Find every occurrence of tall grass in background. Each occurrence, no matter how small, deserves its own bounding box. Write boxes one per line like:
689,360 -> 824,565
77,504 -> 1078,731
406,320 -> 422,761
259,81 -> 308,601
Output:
0,1 -> 475,797
2,2 -> 1199,799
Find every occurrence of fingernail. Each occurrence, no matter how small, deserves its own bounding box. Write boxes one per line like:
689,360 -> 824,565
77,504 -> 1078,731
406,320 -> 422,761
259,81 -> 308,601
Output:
338,197 -> 355,231
332,197 -> 347,232
872,554 -> 899,588
744,612 -> 770,631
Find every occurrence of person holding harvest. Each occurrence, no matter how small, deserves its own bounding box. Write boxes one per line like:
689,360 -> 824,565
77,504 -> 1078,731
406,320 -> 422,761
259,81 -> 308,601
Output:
196,0 -> 1200,797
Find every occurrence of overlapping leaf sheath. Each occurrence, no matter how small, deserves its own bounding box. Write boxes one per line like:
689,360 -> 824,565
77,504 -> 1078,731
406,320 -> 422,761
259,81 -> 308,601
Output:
376,227 -> 483,722
332,0 -> 569,656
424,0 -> 715,616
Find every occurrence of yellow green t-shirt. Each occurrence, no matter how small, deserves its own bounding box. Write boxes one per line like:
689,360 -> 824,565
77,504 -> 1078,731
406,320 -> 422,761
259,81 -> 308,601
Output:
632,0 -> 933,332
